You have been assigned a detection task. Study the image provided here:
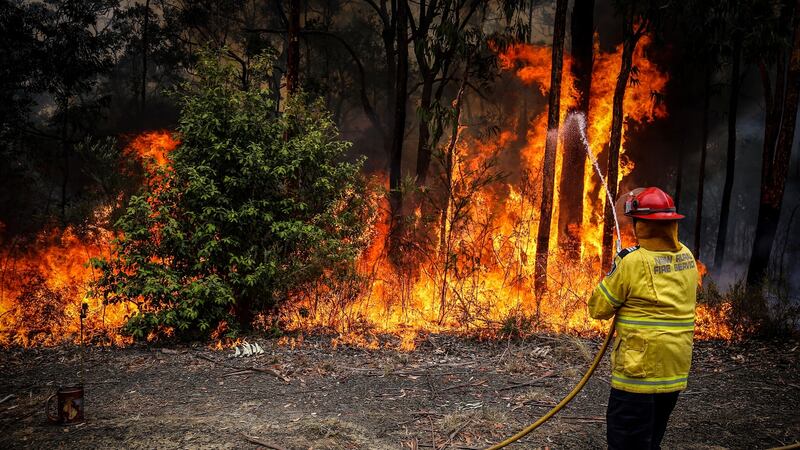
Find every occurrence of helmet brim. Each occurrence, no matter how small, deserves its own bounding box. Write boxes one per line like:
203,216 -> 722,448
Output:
627,212 -> 685,220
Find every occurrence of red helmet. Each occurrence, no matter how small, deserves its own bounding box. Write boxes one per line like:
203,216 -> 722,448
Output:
623,187 -> 684,220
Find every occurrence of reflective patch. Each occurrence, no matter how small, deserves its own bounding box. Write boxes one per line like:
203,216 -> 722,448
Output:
611,375 -> 688,386
616,317 -> 695,329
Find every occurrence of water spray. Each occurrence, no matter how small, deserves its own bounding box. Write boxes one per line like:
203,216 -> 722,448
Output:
572,113 -> 623,254
486,113 -> 622,449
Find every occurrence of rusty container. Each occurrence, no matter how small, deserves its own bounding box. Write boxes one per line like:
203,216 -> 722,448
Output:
46,384 -> 84,424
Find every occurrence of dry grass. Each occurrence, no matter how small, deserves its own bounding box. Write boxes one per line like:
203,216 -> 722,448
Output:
293,417 -> 390,450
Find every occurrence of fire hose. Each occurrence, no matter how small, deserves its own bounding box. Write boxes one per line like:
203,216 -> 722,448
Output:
486,119 -> 800,448
484,307 -> 800,450
485,318 -> 800,450
485,318 -> 616,449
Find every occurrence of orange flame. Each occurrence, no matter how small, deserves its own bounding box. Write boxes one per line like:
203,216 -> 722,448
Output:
287,34 -> 729,346
0,226 -> 131,346
1,45 -> 733,348
0,131 -> 179,347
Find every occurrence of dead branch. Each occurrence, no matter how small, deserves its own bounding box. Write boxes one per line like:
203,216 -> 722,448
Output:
440,379 -> 486,392
241,433 -> 287,450
497,370 -> 555,391
194,352 -> 290,382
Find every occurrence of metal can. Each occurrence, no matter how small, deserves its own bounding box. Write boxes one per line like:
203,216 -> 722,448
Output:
46,384 -> 84,424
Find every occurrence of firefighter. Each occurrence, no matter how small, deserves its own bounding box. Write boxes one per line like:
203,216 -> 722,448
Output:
588,187 -> 698,450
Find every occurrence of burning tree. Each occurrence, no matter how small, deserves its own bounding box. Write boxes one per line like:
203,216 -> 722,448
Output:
91,51 -> 374,340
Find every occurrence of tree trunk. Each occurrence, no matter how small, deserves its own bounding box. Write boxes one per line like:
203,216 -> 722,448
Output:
141,0 -> 150,112
382,17 -> 397,163
601,31 -> 640,272
747,1 -> 800,286
557,0 -> 594,260
528,0 -> 535,43
533,0 -> 569,297
287,0 -> 301,95
415,75 -> 435,186
389,0 -> 408,219
674,139 -> 684,210
437,72 -> 468,324
60,104 -> 69,226
713,34 -> 742,271
694,68 -> 711,259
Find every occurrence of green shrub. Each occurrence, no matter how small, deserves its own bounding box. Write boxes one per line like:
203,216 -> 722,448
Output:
91,50 -> 373,340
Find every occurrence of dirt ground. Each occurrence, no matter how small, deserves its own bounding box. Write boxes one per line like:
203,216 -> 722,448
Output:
1,333 -> 798,450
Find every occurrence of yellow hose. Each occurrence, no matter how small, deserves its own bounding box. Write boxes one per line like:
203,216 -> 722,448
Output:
768,443 -> 800,450
486,318 -> 616,449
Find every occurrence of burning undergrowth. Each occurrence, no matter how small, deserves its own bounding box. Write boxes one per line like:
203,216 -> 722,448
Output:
0,40 -> 736,349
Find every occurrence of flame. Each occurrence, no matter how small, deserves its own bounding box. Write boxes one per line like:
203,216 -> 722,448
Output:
0,43 -> 733,348
124,130 -> 177,169
0,226 -> 131,346
287,34 -> 729,346
0,131 -> 179,347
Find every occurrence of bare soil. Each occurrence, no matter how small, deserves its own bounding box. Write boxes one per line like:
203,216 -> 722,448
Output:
1,333 -> 798,449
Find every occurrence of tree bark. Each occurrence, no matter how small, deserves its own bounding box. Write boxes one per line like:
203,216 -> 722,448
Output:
141,0 -> 150,112
557,0 -> 594,260
380,4 -> 397,163
437,70 -> 468,324
287,0 -> 301,95
389,0 -> 408,219
60,102 -> 69,226
601,22 -> 642,272
713,34 -> 742,271
694,68 -> 711,259
747,0 -> 800,286
415,75 -> 435,185
534,0 -> 569,297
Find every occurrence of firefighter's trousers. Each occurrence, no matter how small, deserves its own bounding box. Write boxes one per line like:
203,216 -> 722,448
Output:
606,388 -> 680,450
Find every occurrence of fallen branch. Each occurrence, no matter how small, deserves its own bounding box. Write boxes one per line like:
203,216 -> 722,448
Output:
441,379 -> 486,392
0,394 -> 15,404
195,353 -> 290,382
497,370 -> 555,391
241,433 -> 287,450
440,416 -> 474,449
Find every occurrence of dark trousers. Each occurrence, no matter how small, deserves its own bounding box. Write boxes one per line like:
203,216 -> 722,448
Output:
606,388 -> 679,450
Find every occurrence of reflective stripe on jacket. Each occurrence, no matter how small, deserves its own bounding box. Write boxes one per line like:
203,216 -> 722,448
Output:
588,244 -> 698,394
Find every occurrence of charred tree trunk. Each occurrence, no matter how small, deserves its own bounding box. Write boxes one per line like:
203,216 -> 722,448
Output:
557,0 -> 594,260
287,0 -> 301,95
601,21 -> 644,271
415,75 -> 435,186
437,72 -> 468,325
534,0 -> 569,297
747,2 -> 800,286
141,0 -> 150,112
381,12 -> 397,165
389,0 -> 408,220
674,140 -> 684,210
60,103 -> 69,226
694,68 -> 712,259
714,34 -> 742,271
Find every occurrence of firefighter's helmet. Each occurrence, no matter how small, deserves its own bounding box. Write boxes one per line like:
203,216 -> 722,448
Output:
623,187 -> 684,220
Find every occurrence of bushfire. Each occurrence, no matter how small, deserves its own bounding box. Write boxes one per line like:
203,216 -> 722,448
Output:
0,39 -> 731,348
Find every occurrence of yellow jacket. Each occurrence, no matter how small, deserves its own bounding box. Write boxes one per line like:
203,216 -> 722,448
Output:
588,242 -> 698,393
